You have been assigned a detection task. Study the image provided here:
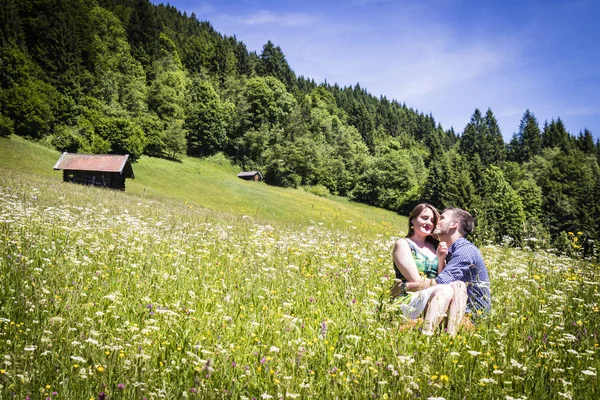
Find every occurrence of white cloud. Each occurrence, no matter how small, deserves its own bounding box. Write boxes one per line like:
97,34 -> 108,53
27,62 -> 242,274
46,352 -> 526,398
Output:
381,45 -> 508,101
562,105 -> 600,117
183,0 -> 599,138
235,10 -> 314,27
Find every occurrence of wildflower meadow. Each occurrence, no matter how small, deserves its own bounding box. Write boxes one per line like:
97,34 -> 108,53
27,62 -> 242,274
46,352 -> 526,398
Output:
0,172 -> 599,400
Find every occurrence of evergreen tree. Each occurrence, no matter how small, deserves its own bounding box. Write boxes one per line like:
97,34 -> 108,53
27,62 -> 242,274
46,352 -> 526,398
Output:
508,110 -> 542,162
258,41 -> 296,91
459,108 -> 505,167
146,34 -> 188,159
232,37 -> 254,76
479,165 -> 526,243
0,45 -> 60,138
423,149 -> 478,211
459,108 -> 485,158
127,0 -> 162,72
520,109 -> 542,162
212,38 -> 237,85
0,0 -> 24,48
484,108 -> 506,164
445,168 -> 478,212
89,6 -> 147,115
19,0 -> 94,92
442,150 -> 479,211
537,149 -> 597,243
348,98 -> 375,152
542,117 -> 570,151
577,128 -> 595,154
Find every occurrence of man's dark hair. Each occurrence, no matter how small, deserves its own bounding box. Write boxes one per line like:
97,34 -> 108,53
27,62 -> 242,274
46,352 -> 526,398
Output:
443,208 -> 475,236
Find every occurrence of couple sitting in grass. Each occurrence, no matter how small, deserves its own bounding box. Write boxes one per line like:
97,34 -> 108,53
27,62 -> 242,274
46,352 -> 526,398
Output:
390,204 -> 491,335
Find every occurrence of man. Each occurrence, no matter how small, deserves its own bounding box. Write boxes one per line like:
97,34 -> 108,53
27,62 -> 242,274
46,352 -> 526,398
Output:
434,208 -> 491,317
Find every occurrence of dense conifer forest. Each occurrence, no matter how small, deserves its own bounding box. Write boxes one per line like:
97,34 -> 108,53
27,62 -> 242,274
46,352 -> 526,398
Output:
1,0 -> 599,255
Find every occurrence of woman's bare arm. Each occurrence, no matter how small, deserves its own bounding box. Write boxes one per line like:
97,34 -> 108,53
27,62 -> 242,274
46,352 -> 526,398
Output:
392,238 -> 421,282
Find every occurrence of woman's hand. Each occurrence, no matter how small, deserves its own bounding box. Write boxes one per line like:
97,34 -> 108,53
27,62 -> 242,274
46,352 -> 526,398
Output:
437,241 -> 448,260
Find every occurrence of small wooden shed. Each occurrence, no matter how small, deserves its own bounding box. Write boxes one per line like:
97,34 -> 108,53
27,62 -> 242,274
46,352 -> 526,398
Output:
237,171 -> 263,181
54,152 -> 134,190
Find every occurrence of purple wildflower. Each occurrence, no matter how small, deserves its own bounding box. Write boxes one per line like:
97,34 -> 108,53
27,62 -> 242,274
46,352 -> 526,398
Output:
117,383 -> 125,390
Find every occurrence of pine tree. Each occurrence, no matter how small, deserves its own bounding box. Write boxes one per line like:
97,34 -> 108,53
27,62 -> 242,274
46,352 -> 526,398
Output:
258,40 -> 297,91
89,6 -> 147,115
146,34 -> 188,159
484,108 -> 506,164
577,128 -> 595,154
479,165 -> 526,243
459,108 -> 505,166
542,117 -> 570,151
127,0 -> 162,72
0,0 -> 24,48
232,37 -> 254,76
19,0 -> 94,92
459,108 -> 485,157
509,110 -> 541,162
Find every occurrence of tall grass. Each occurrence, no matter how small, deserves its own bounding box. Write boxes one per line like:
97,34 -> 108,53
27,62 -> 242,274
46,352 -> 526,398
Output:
1,165 -> 599,399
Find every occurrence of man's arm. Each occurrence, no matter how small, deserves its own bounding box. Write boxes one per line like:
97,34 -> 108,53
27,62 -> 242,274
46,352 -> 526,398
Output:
435,256 -> 471,284
435,243 -> 478,284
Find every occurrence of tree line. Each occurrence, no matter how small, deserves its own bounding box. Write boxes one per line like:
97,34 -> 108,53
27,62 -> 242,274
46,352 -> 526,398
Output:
1,0 -> 599,256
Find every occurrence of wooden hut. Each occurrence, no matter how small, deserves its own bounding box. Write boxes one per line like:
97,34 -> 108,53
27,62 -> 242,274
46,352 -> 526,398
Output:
53,152 -> 134,190
237,171 -> 263,181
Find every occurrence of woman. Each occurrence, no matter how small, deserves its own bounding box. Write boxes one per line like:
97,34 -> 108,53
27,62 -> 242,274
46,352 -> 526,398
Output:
390,203 -> 466,335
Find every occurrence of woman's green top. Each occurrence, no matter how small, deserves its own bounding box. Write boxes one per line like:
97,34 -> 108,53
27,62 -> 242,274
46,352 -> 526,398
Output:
393,238 -> 438,281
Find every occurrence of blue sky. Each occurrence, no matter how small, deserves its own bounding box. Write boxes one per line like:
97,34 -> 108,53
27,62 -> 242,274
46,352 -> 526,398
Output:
153,0 -> 600,142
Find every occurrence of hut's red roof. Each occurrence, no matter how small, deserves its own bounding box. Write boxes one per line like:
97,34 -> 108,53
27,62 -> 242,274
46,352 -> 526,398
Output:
54,153 -> 134,178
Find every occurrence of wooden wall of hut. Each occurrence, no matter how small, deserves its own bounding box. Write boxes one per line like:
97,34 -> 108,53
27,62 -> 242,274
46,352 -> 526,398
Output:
63,170 -> 126,190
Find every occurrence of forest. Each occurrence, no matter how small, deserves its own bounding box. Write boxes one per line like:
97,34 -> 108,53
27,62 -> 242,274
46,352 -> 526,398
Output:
1,0 -> 599,256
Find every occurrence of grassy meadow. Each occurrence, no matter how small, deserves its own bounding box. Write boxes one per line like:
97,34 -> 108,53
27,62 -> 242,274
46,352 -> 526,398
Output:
0,136 -> 599,399
0,136 -> 403,235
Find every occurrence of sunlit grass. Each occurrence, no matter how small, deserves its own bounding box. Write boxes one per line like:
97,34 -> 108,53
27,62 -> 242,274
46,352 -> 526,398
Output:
0,135 -> 404,235
1,166 -> 599,399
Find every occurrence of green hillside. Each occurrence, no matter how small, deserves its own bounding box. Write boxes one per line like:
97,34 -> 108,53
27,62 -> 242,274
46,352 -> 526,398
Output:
0,135 -> 405,235
2,134 -> 599,399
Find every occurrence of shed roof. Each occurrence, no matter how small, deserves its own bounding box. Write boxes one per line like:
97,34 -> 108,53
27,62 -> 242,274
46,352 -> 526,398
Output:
54,153 -> 134,178
237,171 -> 263,179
